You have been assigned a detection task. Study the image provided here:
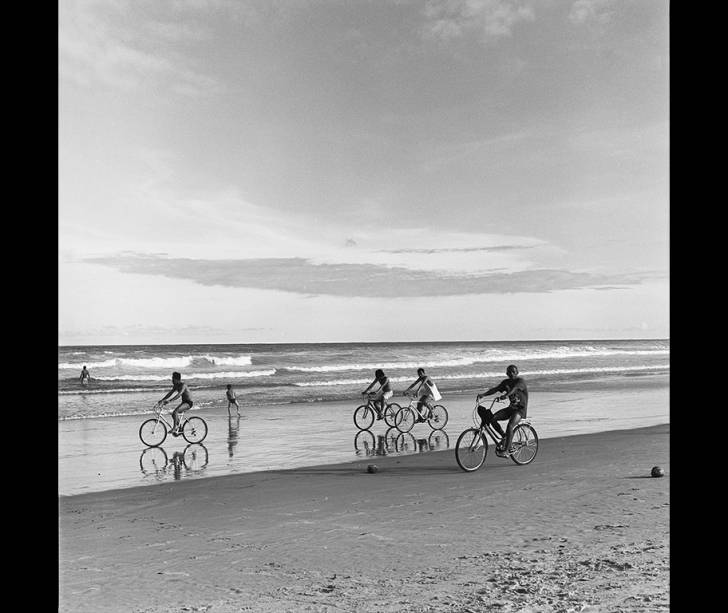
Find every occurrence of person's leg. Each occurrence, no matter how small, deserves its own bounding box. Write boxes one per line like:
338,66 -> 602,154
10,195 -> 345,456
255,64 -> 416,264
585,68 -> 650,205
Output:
491,408 -> 510,443
503,411 -> 523,452
477,406 -> 493,428
235,401 -> 241,416
374,392 -> 384,418
173,402 -> 191,432
417,396 -> 428,419
227,402 -> 232,417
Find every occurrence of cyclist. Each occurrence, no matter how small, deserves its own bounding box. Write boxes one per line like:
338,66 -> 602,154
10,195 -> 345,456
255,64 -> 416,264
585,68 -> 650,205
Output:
403,367 -> 442,420
476,364 -> 528,455
157,371 -> 194,436
361,369 -> 393,420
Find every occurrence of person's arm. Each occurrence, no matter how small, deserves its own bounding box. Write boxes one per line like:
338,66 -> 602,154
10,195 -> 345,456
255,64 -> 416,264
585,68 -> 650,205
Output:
159,386 -> 179,405
362,378 -> 376,394
477,382 -> 505,400
404,375 -> 424,393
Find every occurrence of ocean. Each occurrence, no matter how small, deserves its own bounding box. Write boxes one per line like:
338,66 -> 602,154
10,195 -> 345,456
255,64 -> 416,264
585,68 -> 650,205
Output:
58,339 -> 669,421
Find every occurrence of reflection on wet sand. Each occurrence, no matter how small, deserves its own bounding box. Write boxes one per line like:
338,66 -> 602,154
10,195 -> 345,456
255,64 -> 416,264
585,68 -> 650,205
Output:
227,415 -> 240,458
354,428 -> 449,457
139,443 -> 208,482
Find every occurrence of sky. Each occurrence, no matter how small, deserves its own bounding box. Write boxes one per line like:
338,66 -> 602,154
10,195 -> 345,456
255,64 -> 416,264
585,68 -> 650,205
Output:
58,0 -> 669,346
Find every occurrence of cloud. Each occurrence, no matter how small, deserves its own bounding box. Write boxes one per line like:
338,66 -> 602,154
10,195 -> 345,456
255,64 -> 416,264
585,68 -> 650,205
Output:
422,0 -> 536,42
382,245 -> 532,255
568,0 -> 615,26
58,0 -> 223,95
83,253 -> 650,298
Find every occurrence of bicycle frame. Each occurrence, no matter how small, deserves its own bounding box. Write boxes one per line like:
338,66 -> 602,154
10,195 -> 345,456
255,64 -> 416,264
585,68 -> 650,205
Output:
149,405 -> 190,432
475,397 -> 533,444
474,397 -> 507,446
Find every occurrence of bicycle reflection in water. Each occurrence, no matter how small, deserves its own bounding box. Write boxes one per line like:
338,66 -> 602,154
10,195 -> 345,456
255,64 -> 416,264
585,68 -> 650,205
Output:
139,443 -> 209,482
354,427 -> 449,457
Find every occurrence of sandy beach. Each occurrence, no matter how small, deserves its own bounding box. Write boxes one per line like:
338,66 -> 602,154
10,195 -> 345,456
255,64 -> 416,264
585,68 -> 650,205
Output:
59,423 -> 669,612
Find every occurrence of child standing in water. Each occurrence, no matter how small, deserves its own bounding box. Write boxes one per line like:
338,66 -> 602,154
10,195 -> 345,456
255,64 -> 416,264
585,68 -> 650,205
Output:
226,384 -> 241,417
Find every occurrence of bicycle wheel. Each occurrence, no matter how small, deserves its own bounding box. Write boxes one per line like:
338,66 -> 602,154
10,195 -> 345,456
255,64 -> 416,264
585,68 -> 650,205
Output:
182,416 -> 208,444
455,428 -> 488,472
353,405 -> 375,430
427,405 -> 448,430
395,431 -> 416,453
183,443 -> 209,471
384,403 -> 401,428
428,429 -> 450,450
395,407 -> 416,433
139,446 -> 168,475
139,418 -> 167,447
354,429 -> 375,454
509,423 -> 539,465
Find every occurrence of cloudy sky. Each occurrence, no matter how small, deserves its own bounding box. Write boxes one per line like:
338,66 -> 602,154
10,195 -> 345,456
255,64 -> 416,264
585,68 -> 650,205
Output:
59,0 -> 669,346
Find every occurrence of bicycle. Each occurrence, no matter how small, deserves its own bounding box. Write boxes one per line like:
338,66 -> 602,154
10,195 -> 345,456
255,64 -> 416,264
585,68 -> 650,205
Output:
455,396 -> 538,472
139,403 -> 208,447
394,392 -> 448,433
353,393 -> 401,430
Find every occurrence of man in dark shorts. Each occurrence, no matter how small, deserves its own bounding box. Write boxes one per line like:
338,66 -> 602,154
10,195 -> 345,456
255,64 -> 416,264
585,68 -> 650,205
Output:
156,371 -> 194,436
476,364 -> 528,455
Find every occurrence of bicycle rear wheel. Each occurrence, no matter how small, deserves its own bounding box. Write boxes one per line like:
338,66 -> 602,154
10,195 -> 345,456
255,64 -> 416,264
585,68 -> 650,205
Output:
384,403 -> 401,428
395,407 -> 416,433
139,418 -> 167,447
455,428 -> 488,472
427,405 -> 448,430
354,405 -> 375,430
509,423 -> 539,465
182,416 -> 208,444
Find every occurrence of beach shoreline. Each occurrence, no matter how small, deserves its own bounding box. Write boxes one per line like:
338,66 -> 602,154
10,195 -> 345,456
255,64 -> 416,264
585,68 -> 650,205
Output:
58,377 -> 669,497
59,424 -> 669,612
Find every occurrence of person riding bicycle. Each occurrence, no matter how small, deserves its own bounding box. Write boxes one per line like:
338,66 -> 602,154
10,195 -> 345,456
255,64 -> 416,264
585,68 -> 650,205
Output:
476,364 -> 528,455
156,371 -> 194,436
361,369 -> 393,420
403,367 -> 442,421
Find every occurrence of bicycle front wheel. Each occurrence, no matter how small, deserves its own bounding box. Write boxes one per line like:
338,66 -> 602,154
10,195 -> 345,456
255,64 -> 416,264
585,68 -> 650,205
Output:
139,418 -> 167,447
353,405 -> 375,430
384,403 -> 401,428
182,416 -> 208,444
428,405 -> 448,430
395,407 -> 416,433
455,428 -> 488,472
509,423 -> 539,465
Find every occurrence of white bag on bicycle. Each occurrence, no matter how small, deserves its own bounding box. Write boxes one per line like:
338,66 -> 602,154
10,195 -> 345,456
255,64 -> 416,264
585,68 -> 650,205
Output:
426,380 -> 442,402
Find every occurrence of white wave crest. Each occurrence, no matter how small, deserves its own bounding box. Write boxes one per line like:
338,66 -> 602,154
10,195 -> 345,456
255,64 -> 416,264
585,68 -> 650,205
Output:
200,355 -> 253,366
293,364 -> 669,387
58,353 -> 254,370
92,369 -> 276,382
287,348 -> 670,374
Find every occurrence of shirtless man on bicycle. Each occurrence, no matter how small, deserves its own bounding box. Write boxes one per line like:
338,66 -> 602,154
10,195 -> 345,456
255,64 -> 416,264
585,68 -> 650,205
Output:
156,371 -> 194,436
476,364 -> 528,455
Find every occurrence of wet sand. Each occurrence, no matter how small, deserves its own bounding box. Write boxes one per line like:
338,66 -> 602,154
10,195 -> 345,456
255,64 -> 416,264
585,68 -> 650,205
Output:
59,379 -> 669,496
59,423 -> 669,612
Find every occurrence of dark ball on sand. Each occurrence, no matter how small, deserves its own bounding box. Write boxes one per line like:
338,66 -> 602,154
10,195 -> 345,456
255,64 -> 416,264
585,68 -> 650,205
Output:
651,466 -> 664,478
367,464 -> 378,474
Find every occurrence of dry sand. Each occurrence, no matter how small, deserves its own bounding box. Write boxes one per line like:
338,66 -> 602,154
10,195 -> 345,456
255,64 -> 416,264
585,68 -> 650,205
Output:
59,424 -> 669,612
